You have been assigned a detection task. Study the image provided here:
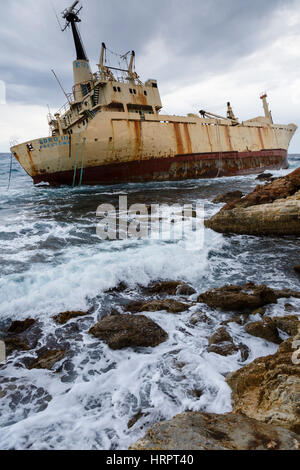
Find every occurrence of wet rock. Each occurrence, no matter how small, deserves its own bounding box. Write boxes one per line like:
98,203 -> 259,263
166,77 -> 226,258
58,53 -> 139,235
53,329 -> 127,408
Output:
238,343 -> 250,362
275,288 -> 300,300
128,410 -> 150,429
272,315 -> 300,336
221,315 -> 248,326
190,312 -> 213,326
208,327 -> 239,357
127,299 -> 190,314
89,314 -> 168,350
205,168 -> 300,236
294,265 -> 300,274
256,173 -> 273,181
145,281 -> 196,296
197,283 -> 278,311
189,389 -> 204,398
3,337 -> 30,355
208,327 -> 233,345
245,318 -> 282,344
226,332 -> 300,434
129,411 -> 300,450
105,282 -> 128,293
212,191 -> 244,204
208,342 -> 239,356
7,318 -> 36,334
52,311 -> 90,325
28,350 -> 66,370
251,308 -> 266,316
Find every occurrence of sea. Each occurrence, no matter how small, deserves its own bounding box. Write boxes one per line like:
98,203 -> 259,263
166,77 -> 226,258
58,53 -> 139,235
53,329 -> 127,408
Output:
0,153 -> 299,450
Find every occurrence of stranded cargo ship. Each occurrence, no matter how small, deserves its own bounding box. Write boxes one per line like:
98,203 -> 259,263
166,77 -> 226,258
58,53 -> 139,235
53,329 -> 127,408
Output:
10,1 -> 297,186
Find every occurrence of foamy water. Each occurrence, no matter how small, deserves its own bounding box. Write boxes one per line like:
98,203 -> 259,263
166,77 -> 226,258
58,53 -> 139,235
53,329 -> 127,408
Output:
0,153 -> 299,449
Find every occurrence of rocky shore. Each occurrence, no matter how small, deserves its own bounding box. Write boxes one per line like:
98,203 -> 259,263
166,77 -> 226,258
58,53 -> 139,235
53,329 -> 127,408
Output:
1,276 -> 299,450
206,167 -> 300,235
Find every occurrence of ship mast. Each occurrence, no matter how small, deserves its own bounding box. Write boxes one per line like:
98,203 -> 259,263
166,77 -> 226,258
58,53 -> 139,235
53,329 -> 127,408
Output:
62,1 -> 88,61
61,1 -> 92,102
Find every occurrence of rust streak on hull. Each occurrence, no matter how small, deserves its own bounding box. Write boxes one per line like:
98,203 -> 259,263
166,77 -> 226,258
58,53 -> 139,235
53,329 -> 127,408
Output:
33,149 -> 288,186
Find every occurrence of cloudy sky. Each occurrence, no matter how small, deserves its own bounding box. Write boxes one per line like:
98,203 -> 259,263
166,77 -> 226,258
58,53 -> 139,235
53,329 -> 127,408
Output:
1,0 -> 300,152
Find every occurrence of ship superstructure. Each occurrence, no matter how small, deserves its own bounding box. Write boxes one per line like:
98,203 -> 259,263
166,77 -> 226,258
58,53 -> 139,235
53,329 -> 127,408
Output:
10,1 -> 297,186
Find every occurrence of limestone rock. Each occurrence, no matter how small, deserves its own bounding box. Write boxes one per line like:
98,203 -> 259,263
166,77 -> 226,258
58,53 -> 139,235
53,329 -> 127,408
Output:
205,168 -> 300,236
212,191 -> 244,204
3,337 -> 30,355
146,281 -> 196,296
226,333 -> 300,434
53,311 -> 89,325
127,299 -> 190,314
89,314 -> 168,350
245,319 -> 282,344
7,318 -> 36,334
207,327 -> 248,359
28,350 -> 66,370
129,412 -> 300,450
197,283 -> 277,311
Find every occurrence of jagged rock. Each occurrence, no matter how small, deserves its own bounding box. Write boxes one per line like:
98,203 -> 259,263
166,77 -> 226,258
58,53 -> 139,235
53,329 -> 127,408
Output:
245,318 -> 282,344
105,282 -> 128,293
226,332 -> 300,434
145,281 -> 196,296
129,412 -> 300,450
226,167 -> 300,211
205,168 -> 300,236
28,350 -> 66,370
89,314 -> 168,350
274,288 -> 300,300
272,316 -> 300,336
197,283 -> 278,311
256,173 -> 273,181
251,308 -> 266,316
3,337 -> 30,355
52,311 -> 89,325
127,299 -> 190,314
208,342 -> 239,356
221,315 -> 248,326
190,312 -> 212,326
208,327 -> 233,345
128,410 -> 149,429
294,266 -> 300,274
238,343 -> 250,362
212,191 -> 244,204
7,318 -> 36,334
208,327 -> 241,357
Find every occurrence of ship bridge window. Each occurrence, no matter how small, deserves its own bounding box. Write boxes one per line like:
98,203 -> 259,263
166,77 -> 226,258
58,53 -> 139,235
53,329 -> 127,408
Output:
144,91 -> 147,96
152,83 -> 158,88
107,102 -> 125,112
129,88 -> 137,95
127,104 -> 153,114
113,86 -> 122,92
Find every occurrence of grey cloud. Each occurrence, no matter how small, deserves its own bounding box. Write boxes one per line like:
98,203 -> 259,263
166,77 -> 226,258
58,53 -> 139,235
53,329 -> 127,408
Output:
0,0 -> 293,108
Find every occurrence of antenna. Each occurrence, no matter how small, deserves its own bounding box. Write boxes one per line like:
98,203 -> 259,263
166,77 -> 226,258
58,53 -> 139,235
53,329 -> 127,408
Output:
61,1 -> 88,61
51,0 -> 64,32
62,1 -> 82,31
51,69 -> 71,104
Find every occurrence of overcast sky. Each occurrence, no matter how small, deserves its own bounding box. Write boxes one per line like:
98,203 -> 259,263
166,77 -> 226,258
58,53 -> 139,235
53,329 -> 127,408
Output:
1,0 -> 300,152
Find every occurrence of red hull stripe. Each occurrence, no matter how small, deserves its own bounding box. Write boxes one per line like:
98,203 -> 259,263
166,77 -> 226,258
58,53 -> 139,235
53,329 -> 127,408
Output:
34,149 -> 288,186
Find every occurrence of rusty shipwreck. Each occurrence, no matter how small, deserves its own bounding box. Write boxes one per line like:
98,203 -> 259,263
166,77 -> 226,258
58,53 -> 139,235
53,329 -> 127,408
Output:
10,1 -> 297,186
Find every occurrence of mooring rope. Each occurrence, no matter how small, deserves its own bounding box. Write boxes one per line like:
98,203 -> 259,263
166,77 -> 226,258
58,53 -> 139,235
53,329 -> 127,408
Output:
216,120 -> 222,178
72,133 -> 81,188
7,153 -> 13,190
79,137 -> 86,187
